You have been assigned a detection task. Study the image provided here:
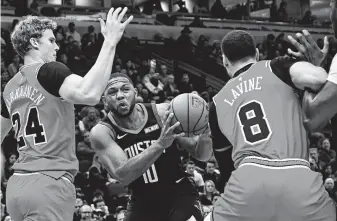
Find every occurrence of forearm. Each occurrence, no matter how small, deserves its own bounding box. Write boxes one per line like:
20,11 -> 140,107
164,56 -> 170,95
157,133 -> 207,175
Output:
194,136 -> 213,161
101,142 -> 165,185
177,136 -> 213,162
79,41 -> 116,99
303,83 -> 337,132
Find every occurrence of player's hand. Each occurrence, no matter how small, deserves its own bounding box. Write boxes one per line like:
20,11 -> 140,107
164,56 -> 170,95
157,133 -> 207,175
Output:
157,111 -> 185,149
98,7 -> 133,46
287,30 -> 329,66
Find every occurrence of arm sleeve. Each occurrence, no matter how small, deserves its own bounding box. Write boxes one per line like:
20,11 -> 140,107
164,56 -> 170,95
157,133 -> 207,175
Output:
1,96 -> 10,119
209,102 -> 231,150
270,56 -> 299,89
37,62 -> 73,97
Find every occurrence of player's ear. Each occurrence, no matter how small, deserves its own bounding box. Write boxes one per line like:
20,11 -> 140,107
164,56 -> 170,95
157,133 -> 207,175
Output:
29,38 -> 39,50
222,54 -> 229,67
255,48 -> 259,61
134,87 -> 138,97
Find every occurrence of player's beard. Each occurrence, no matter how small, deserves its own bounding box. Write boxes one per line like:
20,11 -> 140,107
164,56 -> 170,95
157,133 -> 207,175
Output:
111,96 -> 136,118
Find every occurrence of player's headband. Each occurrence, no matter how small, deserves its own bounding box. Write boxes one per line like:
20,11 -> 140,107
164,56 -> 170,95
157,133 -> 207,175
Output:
105,77 -> 131,90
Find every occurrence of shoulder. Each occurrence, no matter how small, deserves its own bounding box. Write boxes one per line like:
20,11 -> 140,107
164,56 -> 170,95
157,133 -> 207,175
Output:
90,123 -> 115,142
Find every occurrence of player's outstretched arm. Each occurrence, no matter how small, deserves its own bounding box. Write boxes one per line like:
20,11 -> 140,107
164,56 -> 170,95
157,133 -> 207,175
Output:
302,57 -> 337,132
58,7 -> 133,105
90,112 -> 184,185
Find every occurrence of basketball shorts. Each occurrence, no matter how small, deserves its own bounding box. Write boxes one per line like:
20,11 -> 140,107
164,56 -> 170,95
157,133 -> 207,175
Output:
210,156 -> 336,221
6,172 -> 76,221
124,195 -> 204,221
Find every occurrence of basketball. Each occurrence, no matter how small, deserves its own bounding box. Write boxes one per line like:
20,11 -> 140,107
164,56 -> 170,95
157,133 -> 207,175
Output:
168,93 -> 209,137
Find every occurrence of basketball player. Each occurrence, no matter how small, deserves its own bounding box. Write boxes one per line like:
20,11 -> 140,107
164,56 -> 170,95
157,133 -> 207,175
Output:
207,30 -> 335,221
0,8 -> 133,221
90,73 -> 213,221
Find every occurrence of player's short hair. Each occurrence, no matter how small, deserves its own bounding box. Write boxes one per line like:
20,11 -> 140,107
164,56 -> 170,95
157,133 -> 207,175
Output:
207,159 -> 216,166
186,160 -> 195,166
109,73 -> 133,85
220,30 -> 256,64
11,16 -> 57,57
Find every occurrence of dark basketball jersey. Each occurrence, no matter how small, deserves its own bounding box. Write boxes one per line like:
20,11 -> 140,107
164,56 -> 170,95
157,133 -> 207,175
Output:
99,103 -> 187,197
213,60 -> 308,168
2,63 -> 78,178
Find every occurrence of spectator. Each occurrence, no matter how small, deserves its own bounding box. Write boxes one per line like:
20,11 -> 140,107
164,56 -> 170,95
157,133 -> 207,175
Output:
178,73 -> 194,93
80,205 -> 93,221
66,22 -> 81,45
324,178 -> 337,203
309,147 -> 324,172
277,1 -> 288,22
54,25 -> 66,43
116,210 -> 126,221
199,180 -> 220,214
79,107 -> 100,136
7,54 -> 22,78
77,133 -> 95,173
74,198 -> 84,221
164,74 -> 179,100
203,160 -> 221,190
319,137 -> 336,165
185,160 -> 205,192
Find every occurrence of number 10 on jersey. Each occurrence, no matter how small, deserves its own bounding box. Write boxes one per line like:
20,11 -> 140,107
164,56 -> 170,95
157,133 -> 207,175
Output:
143,164 -> 158,184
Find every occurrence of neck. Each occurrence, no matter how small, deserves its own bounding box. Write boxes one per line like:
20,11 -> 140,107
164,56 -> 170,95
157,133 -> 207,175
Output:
24,53 -> 44,65
114,104 -> 144,130
229,59 -> 256,78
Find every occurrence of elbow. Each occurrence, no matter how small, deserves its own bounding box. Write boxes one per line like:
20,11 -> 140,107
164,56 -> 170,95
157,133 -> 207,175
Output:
303,117 -> 321,133
80,91 -> 101,106
113,168 -> 132,186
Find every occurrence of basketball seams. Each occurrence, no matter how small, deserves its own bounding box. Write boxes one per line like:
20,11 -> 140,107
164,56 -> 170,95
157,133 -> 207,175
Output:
193,97 -> 205,131
171,98 -> 184,133
192,123 -> 208,136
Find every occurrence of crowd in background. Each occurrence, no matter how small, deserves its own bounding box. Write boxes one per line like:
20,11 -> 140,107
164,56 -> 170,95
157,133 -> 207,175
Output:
1,12 -> 336,221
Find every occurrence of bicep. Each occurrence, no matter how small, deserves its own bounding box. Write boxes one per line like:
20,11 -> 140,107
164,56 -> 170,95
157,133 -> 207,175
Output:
289,62 -> 327,91
90,125 -> 128,179
58,74 -> 87,104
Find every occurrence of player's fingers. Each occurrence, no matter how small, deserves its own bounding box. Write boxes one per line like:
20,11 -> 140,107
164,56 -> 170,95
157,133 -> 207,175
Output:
122,15 -> 134,27
302,30 -> 316,47
174,132 -> 185,138
162,111 -> 170,124
106,7 -> 114,21
167,121 -> 181,133
287,48 -> 302,58
296,33 -> 311,49
287,35 -> 305,53
117,7 -> 128,22
322,36 -> 330,55
112,7 -> 122,20
163,113 -> 174,129
98,18 -> 105,30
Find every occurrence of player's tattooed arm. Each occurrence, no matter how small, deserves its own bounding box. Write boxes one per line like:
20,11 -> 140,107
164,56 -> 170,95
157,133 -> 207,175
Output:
156,103 -> 213,162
